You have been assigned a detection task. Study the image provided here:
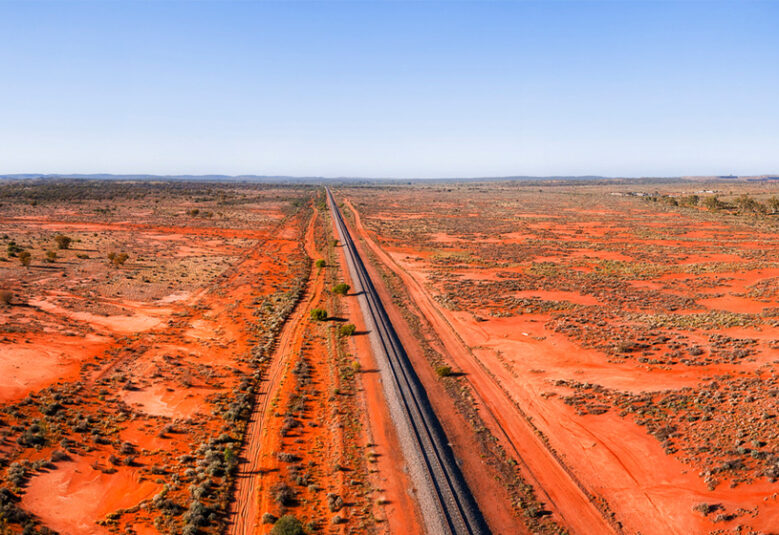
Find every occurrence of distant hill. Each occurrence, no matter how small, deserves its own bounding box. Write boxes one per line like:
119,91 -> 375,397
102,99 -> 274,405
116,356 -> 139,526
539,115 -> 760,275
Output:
0,173 -> 776,183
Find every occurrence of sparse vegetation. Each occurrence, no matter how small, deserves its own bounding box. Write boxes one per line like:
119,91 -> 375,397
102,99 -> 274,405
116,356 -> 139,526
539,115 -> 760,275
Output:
108,251 -> 129,266
54,234 -> 72,249
435,365 -> 452,377
332,282 -> 350,295
310,308 -> 327,321
270,514 -> 305,535
18,251 -> 31,266
338,323 -> 356,337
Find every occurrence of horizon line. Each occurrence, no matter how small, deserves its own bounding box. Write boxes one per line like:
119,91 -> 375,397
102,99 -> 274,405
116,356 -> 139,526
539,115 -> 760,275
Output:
2,172 -> 777,182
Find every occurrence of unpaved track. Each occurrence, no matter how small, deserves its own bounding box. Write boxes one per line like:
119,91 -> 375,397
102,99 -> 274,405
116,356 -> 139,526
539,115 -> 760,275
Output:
227,210 -> 325,535
341,196 -> 619,535
328,188 -> 489,535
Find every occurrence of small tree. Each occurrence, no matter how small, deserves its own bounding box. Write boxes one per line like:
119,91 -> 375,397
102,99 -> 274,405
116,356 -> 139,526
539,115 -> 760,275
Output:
54,235 -> 72,249
18,251 -> 31,267
310,308 -> 328,321
734,194 -> 766,214
339,323 -> 356,337
315,259 -> 326,269
332,283 -> 350,295
703,196 -> 723,211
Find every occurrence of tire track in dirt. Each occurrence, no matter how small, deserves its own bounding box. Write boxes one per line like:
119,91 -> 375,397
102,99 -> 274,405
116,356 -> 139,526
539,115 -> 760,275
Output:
227,210 -> 325,535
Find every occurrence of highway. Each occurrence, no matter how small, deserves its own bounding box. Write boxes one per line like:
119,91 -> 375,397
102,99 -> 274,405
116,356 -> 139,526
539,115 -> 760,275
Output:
326,187 -> 490,535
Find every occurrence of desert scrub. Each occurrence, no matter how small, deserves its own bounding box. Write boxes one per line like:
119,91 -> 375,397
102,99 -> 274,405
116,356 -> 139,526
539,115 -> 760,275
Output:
271,482 -> 296,506
435,365 -> 453,378
558,375 -> 779,485
270,514 -> 305,535
54,234 -> 72,249
338,323 -> 356,337
332,282 -> 350,295
591,259 -> 664,279
310,308 -> 327,321
630,310 -> 760,330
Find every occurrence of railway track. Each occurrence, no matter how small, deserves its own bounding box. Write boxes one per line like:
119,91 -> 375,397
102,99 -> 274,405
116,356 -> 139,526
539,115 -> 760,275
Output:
327,188 -> 489,535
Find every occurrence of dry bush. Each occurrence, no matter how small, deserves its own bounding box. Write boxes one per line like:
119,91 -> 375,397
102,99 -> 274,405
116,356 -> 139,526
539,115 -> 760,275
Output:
54,235 -> 72,249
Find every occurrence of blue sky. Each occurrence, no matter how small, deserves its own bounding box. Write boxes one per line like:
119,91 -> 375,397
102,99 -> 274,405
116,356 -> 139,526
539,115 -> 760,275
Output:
1,0 -> 777,178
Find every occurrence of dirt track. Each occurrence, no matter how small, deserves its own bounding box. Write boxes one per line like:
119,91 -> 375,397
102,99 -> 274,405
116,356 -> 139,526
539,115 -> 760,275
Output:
342,197 -> 619,535
227,210 -> 324,535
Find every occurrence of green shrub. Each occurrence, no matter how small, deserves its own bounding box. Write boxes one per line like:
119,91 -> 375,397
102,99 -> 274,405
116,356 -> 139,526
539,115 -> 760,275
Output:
339,323 -> 356,337
315,259 -> 326,268
332,283 -> 350,295
271,514 -> 304,535
310,308 -> 327,321
435,365 -> 452,378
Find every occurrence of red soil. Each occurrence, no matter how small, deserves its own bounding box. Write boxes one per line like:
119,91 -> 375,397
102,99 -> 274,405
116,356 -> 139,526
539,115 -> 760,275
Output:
341,184 -> 779,535
23,458 -> 160,535
0,187 -> 312,534
344,201 -> 537,535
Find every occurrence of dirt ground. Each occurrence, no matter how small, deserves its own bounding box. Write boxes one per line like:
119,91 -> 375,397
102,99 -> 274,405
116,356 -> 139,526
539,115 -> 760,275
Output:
0,182 -> 313,534
2,178 -> 777,535
0,181 -> 420,535
338,180 -> 779,535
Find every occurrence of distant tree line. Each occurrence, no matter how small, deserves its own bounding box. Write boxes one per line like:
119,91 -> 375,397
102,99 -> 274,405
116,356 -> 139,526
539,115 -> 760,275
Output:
645,193 -> 779,215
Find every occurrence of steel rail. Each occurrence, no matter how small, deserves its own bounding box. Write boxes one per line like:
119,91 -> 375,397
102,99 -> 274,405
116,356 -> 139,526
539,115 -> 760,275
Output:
327,188 -> 489,535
